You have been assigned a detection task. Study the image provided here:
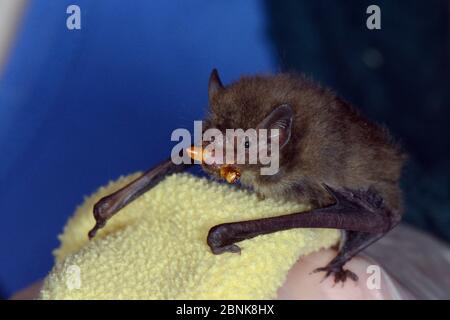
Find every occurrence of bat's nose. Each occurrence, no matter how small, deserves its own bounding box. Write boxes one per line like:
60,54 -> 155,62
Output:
186,145 -> 205,163
186,145 -> 241,184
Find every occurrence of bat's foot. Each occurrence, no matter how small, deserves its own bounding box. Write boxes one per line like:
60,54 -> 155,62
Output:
207,224 -> 242,255
310,186 -> 393,285
313,264 -> 358,284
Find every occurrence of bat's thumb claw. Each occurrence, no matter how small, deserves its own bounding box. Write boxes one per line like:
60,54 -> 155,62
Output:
88,221 -> 105,240
321,183 -> 340,199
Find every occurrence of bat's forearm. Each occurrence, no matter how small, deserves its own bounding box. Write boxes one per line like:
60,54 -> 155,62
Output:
207,185 -> 395,254
88,157 -> 192,238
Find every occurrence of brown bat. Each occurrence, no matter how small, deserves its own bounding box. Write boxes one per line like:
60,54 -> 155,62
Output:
88,69 -> 406,283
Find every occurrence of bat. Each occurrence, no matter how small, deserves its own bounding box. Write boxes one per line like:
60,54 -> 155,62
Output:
88,69 -> 406,283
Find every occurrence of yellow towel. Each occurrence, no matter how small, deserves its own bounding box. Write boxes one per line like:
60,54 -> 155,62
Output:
39,173 -> 340,299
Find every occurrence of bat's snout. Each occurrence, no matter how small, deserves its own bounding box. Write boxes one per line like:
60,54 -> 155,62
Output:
185,145 -> 241,184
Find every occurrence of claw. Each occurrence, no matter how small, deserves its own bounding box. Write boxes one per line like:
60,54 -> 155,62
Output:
313,265 -> 358,284
210,243 -> 242,255
88,220 -> 105,240
321,184 -> 350,205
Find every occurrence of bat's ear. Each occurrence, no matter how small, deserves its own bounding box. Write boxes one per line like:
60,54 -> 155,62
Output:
208,68 -> 224,101
257,104 -> 293,149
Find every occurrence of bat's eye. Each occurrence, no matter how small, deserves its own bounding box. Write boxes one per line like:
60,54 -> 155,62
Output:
244,138 -> 250,149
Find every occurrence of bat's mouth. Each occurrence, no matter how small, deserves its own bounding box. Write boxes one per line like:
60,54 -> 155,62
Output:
186,146 -> 241,184
218,165 -> 241,184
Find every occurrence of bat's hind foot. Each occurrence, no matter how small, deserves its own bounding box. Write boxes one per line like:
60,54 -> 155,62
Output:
313,264 -> 358,284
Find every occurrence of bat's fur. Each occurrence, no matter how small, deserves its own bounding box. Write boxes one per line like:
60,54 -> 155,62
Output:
204,73 -> 406,215
88,70 -> 407,281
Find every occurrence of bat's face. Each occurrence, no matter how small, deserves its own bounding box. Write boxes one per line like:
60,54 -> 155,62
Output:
186,69 -> 294,184
187,131 -> 262,184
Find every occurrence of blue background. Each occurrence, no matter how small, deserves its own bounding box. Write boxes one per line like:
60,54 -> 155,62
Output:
1,0 -> 449,297
0,0 -> 274,296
